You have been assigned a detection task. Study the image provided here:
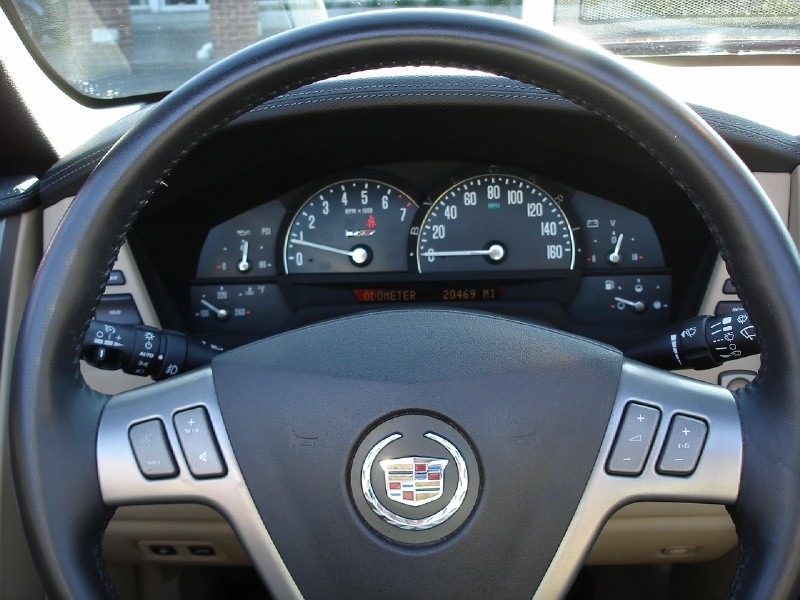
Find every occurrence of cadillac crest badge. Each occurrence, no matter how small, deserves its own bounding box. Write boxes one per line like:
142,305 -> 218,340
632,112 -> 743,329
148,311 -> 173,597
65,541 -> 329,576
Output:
380,456 -> 448,507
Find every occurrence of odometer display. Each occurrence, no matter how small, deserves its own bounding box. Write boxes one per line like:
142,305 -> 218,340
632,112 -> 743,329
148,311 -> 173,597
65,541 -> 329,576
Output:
415,174 -> 574,273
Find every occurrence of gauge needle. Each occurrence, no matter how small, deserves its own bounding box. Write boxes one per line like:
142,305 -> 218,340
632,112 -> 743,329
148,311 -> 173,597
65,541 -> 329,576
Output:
290,238 -> 370,265
614,296 -> 645,313
237,240 -> 251,273
608,234 -> 624,264
422,244 -> 506,262
200,299 -> 230,321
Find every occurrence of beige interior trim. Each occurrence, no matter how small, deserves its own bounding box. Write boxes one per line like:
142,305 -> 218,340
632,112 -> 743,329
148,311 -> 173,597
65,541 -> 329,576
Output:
0,211 -> 45,598
789,165 -> 800,244
587,504 -> 736,565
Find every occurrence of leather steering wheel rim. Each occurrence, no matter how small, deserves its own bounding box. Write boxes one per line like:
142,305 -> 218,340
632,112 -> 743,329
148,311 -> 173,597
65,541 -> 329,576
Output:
11,9 -> 800,600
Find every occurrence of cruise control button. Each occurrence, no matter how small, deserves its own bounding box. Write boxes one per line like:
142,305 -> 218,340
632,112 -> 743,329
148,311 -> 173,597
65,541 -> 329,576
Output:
173,407 -> 226,478
129,419 -> 178,479
657,415 -> 708,476
606,403 -> 661,476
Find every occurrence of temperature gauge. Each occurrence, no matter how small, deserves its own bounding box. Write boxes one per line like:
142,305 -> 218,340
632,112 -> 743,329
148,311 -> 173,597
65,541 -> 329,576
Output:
568,275 -> 672,324
190,284 -> 290,332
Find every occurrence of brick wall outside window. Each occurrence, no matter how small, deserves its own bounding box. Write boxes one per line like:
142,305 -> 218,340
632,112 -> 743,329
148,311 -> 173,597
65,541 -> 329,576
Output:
209,0 -> 259,58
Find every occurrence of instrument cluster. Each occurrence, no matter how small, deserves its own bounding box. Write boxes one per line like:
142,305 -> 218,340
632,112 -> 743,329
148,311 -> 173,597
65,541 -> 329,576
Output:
189,165 -> 670,334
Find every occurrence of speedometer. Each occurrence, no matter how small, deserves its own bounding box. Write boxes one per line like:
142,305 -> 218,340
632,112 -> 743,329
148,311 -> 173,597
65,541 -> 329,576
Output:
284,178 -> 418,274
414,173 -> 574,273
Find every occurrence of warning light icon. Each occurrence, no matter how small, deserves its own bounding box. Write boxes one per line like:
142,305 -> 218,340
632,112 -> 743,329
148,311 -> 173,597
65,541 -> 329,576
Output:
366,215 -> 377,229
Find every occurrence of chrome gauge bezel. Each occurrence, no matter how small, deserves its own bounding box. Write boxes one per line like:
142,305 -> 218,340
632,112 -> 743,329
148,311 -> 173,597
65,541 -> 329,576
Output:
186,163 -> 674,335
410,169 -> 577,275
282,177 -> 420,275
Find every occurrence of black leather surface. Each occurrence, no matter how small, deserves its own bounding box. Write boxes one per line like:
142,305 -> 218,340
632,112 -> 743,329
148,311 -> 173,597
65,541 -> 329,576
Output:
212,309 -> 622,599
11,9 -> 800,599
38,107 -> 153,204
0,176 -> 39,217
37,75 -> 800,207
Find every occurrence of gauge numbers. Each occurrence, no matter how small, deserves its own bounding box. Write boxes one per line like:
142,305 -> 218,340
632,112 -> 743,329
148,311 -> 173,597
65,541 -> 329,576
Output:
416,174 -> 574,273
284,179 -> 418,274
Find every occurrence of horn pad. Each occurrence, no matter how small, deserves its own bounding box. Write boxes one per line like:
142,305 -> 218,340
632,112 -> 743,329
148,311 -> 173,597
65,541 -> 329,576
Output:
212,309 -> 623,599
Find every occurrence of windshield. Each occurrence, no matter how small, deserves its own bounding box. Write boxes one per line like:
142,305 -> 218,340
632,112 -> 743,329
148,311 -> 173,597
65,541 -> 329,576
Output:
4,0 -> 800,100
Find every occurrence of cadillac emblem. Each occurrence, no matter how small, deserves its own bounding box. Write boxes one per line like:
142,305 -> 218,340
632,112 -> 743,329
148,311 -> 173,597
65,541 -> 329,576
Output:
381,457 -> 448,506
361,431 -> 469,531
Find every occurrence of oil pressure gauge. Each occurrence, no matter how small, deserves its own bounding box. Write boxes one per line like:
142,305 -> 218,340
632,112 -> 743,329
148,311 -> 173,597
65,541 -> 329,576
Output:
196,202 -> 286,278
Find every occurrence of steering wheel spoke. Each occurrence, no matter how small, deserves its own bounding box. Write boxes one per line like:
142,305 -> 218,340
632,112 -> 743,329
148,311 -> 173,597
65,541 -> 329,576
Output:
97,368 -> 302,599
537,360 -> 742,597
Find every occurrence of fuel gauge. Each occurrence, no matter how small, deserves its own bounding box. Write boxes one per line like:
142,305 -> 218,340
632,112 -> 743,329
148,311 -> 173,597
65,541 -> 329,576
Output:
568,274 -> 672,324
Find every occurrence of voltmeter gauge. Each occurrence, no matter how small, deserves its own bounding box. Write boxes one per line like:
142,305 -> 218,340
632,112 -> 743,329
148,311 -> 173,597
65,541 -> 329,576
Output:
569,191 -> 664,269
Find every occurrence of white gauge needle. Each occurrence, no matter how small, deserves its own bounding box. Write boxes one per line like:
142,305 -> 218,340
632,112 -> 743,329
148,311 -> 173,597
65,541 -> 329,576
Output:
200,299 -> 230,321
422,244 -> 505,261
614,296 -> 645,313
237,240 -> 251,273
290,238 -> 370,265
608,234 -> 624,264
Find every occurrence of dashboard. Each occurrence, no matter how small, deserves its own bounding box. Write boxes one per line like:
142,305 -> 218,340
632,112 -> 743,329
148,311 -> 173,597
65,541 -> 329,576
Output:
53,76 -> 752,356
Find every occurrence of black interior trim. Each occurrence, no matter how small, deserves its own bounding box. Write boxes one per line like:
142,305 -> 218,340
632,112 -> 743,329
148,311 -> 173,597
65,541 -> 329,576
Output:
0,59 -> 57,177
0,177 -> 39,218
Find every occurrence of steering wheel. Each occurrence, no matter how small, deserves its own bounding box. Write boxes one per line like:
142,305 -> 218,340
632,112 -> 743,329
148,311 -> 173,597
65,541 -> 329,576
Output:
11,9 -> 800,599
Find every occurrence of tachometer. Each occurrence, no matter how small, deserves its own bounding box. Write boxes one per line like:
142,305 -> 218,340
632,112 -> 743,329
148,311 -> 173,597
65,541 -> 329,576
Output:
284,178 -> 418,274
414,173 -> 574,273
